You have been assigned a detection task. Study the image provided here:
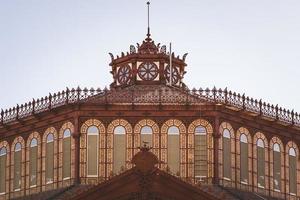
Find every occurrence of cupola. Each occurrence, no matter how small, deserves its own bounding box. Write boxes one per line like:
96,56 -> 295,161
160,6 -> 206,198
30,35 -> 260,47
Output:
108,2 -> 188,89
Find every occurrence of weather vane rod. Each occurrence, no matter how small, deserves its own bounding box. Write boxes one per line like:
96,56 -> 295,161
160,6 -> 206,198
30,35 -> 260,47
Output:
147,1 -> 151,37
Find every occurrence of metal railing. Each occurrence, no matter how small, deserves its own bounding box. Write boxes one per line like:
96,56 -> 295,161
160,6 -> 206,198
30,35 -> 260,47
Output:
1,86 -> 299,127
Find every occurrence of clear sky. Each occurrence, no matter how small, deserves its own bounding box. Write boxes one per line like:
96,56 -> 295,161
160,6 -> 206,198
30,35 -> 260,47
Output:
0,0 -> 300,112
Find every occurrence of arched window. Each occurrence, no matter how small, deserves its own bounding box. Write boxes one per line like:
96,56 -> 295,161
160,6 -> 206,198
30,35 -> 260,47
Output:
257,139 -> 265,188
0,147 -> 7,194
167,126 -> 180,174
273,143 -> 281,191
141,126 -> 152,147
29,138 -> 38,186
46,134 -> 54,183
63,129 -> 71,179
113,126 -> 126,173
223,129 -> 231,179
289,148 -> 297,194
14,142 -> 22,190
240,134 -> 248,183
87,126 -> 98,176
194,126 -> 207,179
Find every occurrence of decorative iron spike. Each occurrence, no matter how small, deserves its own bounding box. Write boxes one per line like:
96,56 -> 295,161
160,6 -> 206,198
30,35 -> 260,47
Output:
183,53 -> 188,61
108,53 -> 114,61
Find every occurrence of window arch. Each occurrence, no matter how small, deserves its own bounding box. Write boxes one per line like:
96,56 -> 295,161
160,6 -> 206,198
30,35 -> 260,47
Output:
188,119 -> 214,182
46,133 -> 54,184
257,138 -> 265,188
223,129 -> 231,180
240,133 -> 248,184
80,119 -> 105,181
134,119 -> 159,161
14,142 -> 22,190
219,122 -> 235,185
194,126 -> 207,180
161,119 -> 186,177
63,129 -> 71,179
58,122 -> 75,184
107,119 -> 133,173
0,146 -> 7,194
113,126 -> 126,173
285,141 -> 299,196
29,138 -> 38,187
87,126 -> 99,177
272,141 -> 282,192
289,148 -> 297,194
253,132 -> 268,191
236,127 -> 252,187
167,126 -> 180,175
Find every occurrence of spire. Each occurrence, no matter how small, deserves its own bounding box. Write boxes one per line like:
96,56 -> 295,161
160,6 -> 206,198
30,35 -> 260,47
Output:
146,1 -> 151,39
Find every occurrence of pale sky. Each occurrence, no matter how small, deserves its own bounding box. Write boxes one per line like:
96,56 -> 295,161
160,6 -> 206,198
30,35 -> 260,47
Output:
0,0 -> 300,112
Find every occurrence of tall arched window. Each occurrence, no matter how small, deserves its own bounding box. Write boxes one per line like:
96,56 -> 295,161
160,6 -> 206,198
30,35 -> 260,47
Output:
87,126 -> 98,176
46,134 -> 54,183
289,148 -> 297,194
0,147 -> 7,194
141,126 -> 152,146
257,139 -> 265,188
240,134 -> 248,183
167,126 -> 180,174
273,143 -> 281,191
14,142 -> 22,190
29,138 -> 38,187
63,129 -> 71,179
113,126 -> 126,173
223,129 -> 231,179
194,126 -> 207,180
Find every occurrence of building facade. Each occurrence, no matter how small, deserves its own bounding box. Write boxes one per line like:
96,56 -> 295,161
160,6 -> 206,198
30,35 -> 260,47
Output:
0,32 -> 300,199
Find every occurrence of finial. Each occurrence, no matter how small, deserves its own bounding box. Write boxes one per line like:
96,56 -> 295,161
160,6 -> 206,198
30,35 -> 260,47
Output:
147,1 -> 151,38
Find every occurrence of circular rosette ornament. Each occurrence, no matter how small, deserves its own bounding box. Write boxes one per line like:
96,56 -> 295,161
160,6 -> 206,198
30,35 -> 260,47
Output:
138,62 -> 159,81
117,65 -> 132,85
164,65 -> 180,85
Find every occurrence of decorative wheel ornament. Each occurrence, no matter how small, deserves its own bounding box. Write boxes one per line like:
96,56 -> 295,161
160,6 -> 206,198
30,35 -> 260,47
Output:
164,65 -> 180,84
117,65 -> 132,85
138,62 -> 159,81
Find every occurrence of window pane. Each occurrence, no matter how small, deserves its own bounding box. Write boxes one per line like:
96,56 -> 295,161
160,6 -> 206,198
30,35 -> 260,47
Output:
14,151 -> 21,189
223,137 -> 231,179
240,142 -> 248,183
273,150 -> 281,191
15,143 -> 21,152
141,126 -> 152,146
0,147 -> 6,156
87,126 -> 98,135
63,137 -> 71,178
168,131 -> 180,174
30,146 -> 37,186
141,126 -> 152,134
87,135 -> 98,176
195,135 -> 207,178
46,141 -> 54,183
47,134 -> 54,143
257,146 -> 265,187
168,126 -> 179,135
114,126 -> 126,135
63,129 -> 71,138
0,154 -> 6,193
195,126 -> 206,135
289,154 -> 297,194
113,133 -> 126,173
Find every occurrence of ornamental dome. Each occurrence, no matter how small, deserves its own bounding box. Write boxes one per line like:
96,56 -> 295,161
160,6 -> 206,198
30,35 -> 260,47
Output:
108,34 -> 188,89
